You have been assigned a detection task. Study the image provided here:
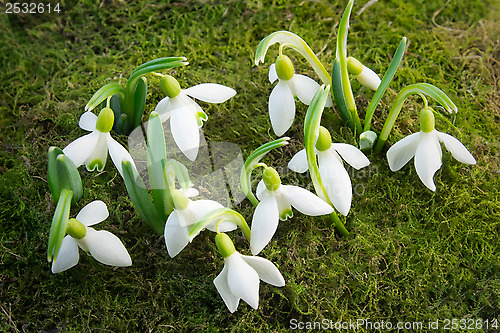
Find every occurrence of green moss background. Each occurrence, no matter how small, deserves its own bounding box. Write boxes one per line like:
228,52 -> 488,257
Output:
0,0 -> 499,331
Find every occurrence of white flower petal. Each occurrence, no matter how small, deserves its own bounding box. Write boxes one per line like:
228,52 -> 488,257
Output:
62,131 -> 99,168
241,255 -> 285,287
182,187 -> 199,198
436,131 -> 476,164
318,150 -> 352,216
386,132 -> 421,172
281,185 -> 333,216
356,65 -> 382,91
76,200 -> 109,226
170,106 -> 200,161
51,236 -> 79,274
213,264 -> 240,313
269,80 -> 295,136
85,228 -> 132,267
184,83 -> 236,103
256,180 -> 268,201
332,143 -> 370,170
226,253 -> 260,309
269,63 -> 278,83
250,195 -> 279,255
154,96 -> 172,122
414,131 -> 442,191
107,135 -> 136,177
164,211 -> 189,258
291,74 -> 321,105
275,190 -> 292,220
79,111 -> 97,131
288,149 -> 309,173
85,132 -> 109,172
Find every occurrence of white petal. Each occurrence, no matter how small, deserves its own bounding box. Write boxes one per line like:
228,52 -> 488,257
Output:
183,83 -> 236,103
318,150 -> 352,216
79,111 -> 97,131
241,255 -> 285,287
436,131 -> 476,164
62,131 -> 99,168
170,106 -> 200,161
256,180 -> 267,201
226,253 -> 260,309
288,149 -> 309,173
269,63 -> 278,83
107,135 -> 136,177
281,185 -> 333,216
269,80 -> 295,136
291,74 -> 321,105
356,65 -> 382,91
154,96 -> 172,122
164,211 -> 189,258
332,143 -> 370,170
76,200 -> 109,226
51,236 -> 79,273
213,264 -> 240,313
386,132 -> 421,172
85,228 -> 132,267
275,189 -> 293,220
85,132 -> 109,172
182,187 -> 199,198
250,195 -> 279,255
414,131 -> 442,191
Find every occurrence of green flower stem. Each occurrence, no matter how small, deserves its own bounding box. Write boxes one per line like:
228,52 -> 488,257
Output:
373,83 -> 458,154
47,189 -> 73,262
329,212 -> 349,237
240,138 -> 289,207
255,31 -> 331,85
188,208 -> 251,243
364,37 -> 407,132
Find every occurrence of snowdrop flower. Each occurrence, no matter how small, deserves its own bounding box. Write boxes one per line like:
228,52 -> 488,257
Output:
347,56 -> 381,91
51,200 -> 132,273
250,165 -> 333,255
213,233 -> 285,313
288,126 -> 370,216
63,108 -> 135,177
164,189 -> 237,258
268,54 -> 332,136
387,107 -> 476,191
154,75 -> 236,161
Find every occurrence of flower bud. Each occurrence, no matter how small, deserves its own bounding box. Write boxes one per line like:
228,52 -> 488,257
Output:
347,57 -> 381,91
262,167 -> 281,191
66,218 -> 86,239
347,57 -> 363,75
419,107 -> 435,133
275,55 -> 294,81
215,232 -> 236,258
172,189 -> 189,210
95,107 -> 114,133
160,75 -> 181,98
315,126 -> 332,151
359,130 -> 378,152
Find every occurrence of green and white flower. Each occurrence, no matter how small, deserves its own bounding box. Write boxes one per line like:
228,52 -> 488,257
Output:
387,107 -> 476,191
51,200 -> 132,273
63,108 -> 135,177
155,75 -> 236,161
213,233 -> 285,313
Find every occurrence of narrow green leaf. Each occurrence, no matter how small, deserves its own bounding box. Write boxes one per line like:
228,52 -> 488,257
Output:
131,76 -> 148,131
122,161 -> 165,235
85,83 -> 126,112
331,60 -> 353,128
47,146 -> 64,202
130,57 -> 187,76
364,37 -> 407,132
47,189 -> 73,262
255,31 -> 331,85
240,137 -> 289,207
188,208 -> 251,243
56,154 -> 83,203
126,60 -> 188,93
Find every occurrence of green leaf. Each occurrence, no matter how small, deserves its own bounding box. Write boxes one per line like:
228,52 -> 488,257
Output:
85,83 -> 125,113
131,76 -> 148,131
47,146 -> 64,202
130,57 -> 187,76
126,60 -> 188,94
255,31 -> 331,85
147,112 -> 172,219
122,161 -> 165,235
188,208 -> 251,243
165,159 -> 193,190
47,189 -> 73,262
331,60 -> 353,128
364,37 -> 407,132
240,137 -> 289,207
47,147 -> 82,203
